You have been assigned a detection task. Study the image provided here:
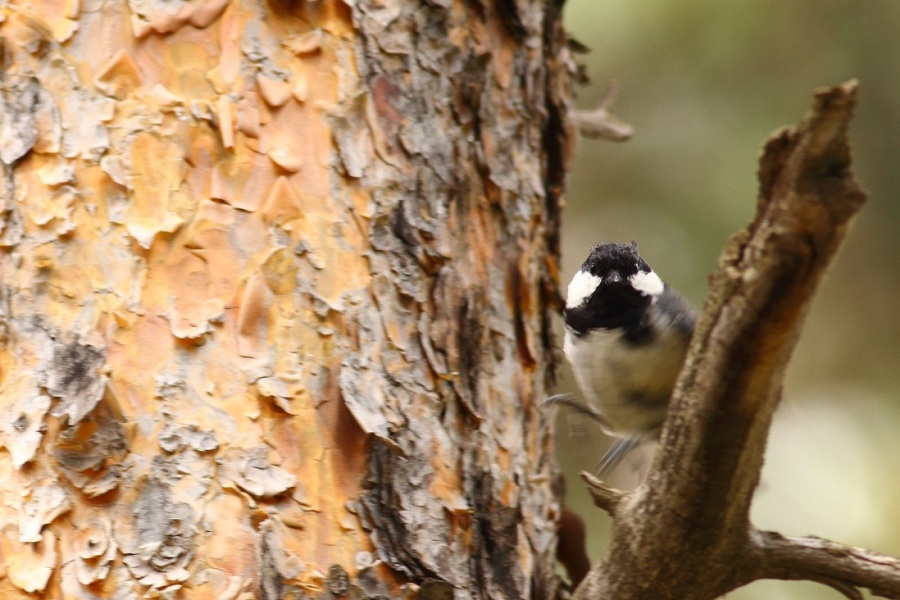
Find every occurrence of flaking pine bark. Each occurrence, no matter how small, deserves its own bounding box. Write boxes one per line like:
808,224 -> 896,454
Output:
0,1 -> 573,598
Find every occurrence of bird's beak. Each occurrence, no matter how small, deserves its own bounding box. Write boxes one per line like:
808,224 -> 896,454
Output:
605,270 -> 623,284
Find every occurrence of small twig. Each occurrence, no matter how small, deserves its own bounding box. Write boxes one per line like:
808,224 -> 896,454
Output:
571,80 -> 634,142
580,471 -> 625,514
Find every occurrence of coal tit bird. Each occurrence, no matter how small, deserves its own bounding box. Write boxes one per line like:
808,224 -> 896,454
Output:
558,241 -> 696,477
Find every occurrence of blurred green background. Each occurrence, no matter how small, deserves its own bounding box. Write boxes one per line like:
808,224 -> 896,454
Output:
556,1 -> 900,598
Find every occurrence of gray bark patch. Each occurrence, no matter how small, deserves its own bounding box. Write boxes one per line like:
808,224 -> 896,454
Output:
45,341 -> 107,424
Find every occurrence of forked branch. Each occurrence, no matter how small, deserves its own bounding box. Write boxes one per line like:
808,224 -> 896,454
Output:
573,82 -> 900,599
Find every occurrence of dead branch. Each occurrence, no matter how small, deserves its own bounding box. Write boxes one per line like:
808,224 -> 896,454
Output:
753,531 -> 900,599
572,81 -> 900,599
580,471 -> 625,514
571,80 -> 634,142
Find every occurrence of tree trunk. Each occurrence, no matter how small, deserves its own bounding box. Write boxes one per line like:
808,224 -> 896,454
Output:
0,1 -> 572,598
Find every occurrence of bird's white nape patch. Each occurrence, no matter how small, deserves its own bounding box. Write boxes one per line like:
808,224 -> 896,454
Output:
566,270 -> 602,308
629,269 -> 664,297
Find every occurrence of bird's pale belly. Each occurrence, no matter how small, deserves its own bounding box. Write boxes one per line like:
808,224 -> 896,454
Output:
564,326 -> 685,434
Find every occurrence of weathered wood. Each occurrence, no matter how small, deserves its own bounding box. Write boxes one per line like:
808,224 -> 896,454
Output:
574,82 -> 899,599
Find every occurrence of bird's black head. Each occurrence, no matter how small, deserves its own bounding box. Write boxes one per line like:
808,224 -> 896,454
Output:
563,242 -> 662,336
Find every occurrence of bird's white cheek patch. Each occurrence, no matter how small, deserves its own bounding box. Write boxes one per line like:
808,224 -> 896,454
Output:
630,269 -> 664,297
566,270 -> 601,308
